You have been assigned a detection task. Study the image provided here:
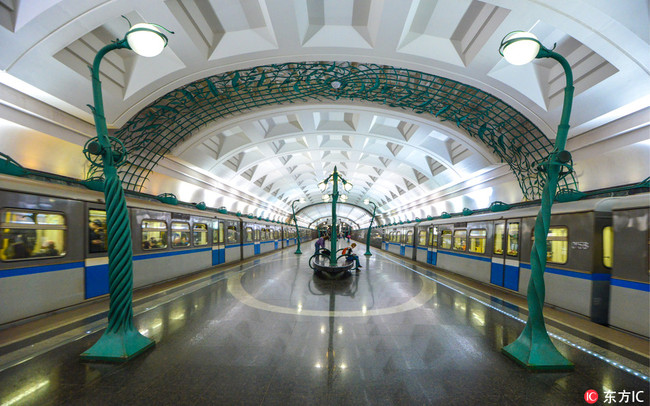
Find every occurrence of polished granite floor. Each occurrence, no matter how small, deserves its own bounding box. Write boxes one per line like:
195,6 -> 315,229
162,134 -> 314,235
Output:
1,245 -> 648,405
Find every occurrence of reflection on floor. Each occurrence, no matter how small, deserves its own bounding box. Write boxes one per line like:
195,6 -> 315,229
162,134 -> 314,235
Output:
1,244 -> 648,405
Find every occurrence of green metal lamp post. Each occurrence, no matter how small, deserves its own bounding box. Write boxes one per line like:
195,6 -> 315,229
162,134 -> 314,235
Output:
363,199 -> 377,256
291,197 -> 306,254
499,31 -> 574,371
80,22 -> 171,362
318,166 -> 352,266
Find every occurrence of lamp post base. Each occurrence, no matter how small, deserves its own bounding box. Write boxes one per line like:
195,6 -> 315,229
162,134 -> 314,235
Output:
81,329 -> 155,363
364,251 -> 372,256
502,334 -> 573,371
295,249 -> 302,254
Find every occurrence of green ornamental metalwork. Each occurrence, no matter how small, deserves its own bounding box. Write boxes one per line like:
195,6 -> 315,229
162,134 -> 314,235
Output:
291,198 -> 305,254
112,62 -> 577,200
364,200 -> 377,256
80,21 -> 171,362
499,32 -> 574,370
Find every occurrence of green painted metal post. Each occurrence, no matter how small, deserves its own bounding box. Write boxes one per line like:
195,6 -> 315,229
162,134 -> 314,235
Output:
329,167 -> 339,266
292,199 -> 302,254
80,38 -> 157,362
501,43 -> 575,370
364,201 -> 377,256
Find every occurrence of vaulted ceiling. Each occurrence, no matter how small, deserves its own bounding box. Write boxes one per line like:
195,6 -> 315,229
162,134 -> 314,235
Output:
0,0 -> 648,227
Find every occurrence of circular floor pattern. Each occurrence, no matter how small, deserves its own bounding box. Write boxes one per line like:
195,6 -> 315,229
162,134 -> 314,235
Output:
227,272 -> 436,317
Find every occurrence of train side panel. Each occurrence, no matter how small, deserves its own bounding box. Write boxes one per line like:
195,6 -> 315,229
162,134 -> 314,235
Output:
0,192 -> 86,325
609,203 -> 649,336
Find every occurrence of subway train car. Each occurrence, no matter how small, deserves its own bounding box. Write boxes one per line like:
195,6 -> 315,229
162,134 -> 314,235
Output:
366,195 -> 649,337
0,174 -> 313,326
608,194 -> 649,337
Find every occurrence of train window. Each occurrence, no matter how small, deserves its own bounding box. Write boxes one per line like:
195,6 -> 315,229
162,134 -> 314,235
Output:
142,220 -> 167,250
602,226 -> 613,268
469,229 -> 486,253
88,209 -> 107,253
418,230 -> 427,245
245,227 -> 253,242
0,210 -> 66,261
441,230 -> 452,249
171,222 -> 191,248
254,228 -> 260,241
406,231 -> 413,244
453,230 -> 467,251
493,223 -> 505,255
193,223 -> 208,246
395,231 -> 401,243
429,226 -> 438,247
227,225 -> 238,243
507,223 -> 519,256
531,226 -> 568,264
212,221 -> 220,244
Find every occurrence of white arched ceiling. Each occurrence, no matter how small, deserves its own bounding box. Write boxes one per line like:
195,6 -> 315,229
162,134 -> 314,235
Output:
0,0 -> 648,227
169,104 -> 500,221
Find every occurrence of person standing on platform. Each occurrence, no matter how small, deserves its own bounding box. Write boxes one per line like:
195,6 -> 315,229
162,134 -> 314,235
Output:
315,235 -> 325,254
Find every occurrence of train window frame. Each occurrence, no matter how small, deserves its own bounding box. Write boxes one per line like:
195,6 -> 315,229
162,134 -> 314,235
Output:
453,229 -> 467,251
602,226 -> 613,268
141,219 -> 168,250
245,227 -> 253,243
88,209 -> 108,254
226,224 -> 238,243
493,222 -> 505,255
212,221 -> 220,244
171,221 -> 191,248
193,223 -> 208,246
0,209 -> 67,261
429,226 -> 438,247
441,229 -> 452,249
531,226 -> 569,264
469,229 -> 487,254
507,222 -> 520,257
406,230 -> 413,244
418,230 -> 427,246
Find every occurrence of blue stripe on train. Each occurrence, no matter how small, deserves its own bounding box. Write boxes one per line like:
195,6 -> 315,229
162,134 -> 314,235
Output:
133,247 -> 211,261
519,263 -> 610,281
611,278 -> 650,292
438,250 -> 491,262
0,261 -> 84,278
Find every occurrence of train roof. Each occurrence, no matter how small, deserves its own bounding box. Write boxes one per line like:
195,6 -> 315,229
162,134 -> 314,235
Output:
611,193 -> 650,211
387,195 -> 645,227
0,174 -> 298,227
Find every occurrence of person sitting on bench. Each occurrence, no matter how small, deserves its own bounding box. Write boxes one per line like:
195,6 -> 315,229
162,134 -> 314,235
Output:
342,243 -> 362,270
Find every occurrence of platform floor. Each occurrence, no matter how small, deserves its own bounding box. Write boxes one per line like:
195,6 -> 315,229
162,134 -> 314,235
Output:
1,244 -> 648,405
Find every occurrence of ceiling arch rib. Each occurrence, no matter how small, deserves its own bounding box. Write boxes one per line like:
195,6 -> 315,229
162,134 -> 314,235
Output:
114,62 -> 578,202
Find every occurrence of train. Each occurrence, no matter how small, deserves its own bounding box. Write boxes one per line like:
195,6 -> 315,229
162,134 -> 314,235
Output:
0,174 -> 315,326
353,194 -> 649,338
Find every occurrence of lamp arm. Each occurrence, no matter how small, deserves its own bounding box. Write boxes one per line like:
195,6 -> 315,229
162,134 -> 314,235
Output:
90,39 -> 129,164
537,48 -> 574,152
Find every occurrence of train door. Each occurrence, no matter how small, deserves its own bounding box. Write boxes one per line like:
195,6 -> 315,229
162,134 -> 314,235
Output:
400,229 -> 406,256
274,227 -> 279,250
490,220 -> 520,290
212,220 -> 225,265
427,226 -> 438,265
254,225 -> 261,255
415,228 -> 427,262
85,206 -> 109,298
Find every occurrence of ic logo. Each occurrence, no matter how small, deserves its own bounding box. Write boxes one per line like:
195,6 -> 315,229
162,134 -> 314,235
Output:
585,389 -> 598,404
